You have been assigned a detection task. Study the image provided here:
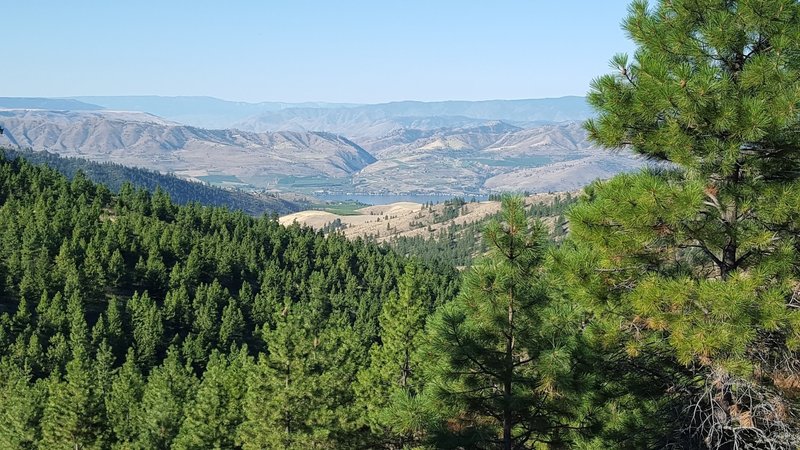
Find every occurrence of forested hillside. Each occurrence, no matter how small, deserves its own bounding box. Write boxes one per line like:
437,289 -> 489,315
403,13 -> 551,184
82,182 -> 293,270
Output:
0,154 -> 459,448
1,148 -> 298,215
3,0 -> 800,448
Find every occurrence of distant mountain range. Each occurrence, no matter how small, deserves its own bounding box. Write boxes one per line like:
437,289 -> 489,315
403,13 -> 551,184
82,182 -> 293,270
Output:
0,109 -> 374,185
0,97 -> 104,111
2,95 -> 593,137
71,96 -> 359,130
0,96 -> 643,196
231,97 -> 594,137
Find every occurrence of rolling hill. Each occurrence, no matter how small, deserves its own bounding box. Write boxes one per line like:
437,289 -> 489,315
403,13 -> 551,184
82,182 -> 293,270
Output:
0,97 -> 643,196
352,122 -> 644,194
0,109 -> 375,188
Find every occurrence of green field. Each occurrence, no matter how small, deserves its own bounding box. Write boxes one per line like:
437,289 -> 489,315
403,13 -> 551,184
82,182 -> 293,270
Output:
469,155 -> 588,168
276,175 -> 352,192
470,156 -> 554,167
318,201 -> 369,215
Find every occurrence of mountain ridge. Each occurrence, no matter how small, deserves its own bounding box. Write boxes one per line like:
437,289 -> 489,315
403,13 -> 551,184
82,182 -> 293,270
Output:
72,95 -> 361,129
232,96 -> 592,137
32,95 -> 594,134
0,109 -> 375,183
0,98 -> 642,196
0,97 -> 105,111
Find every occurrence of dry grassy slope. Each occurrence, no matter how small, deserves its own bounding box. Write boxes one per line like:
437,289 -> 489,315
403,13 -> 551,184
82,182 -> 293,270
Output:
0,109 -> 375,180
279,192 -> 573,243
351,122 -> 645,194
0,108 -> 643,196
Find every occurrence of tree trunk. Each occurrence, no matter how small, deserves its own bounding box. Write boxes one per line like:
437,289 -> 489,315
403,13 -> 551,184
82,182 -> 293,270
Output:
503,289 -> 515,450
401,345 -> 409,388
719,163 -> 741,280
285,362 -> 291,445
503,378 -> 512,450
721,242 -> 736,279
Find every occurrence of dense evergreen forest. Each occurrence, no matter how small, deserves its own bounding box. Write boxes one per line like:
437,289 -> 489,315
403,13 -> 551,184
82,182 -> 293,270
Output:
3,1 -> 800,448
0,154 -> 461,448
2,148 -> 298,215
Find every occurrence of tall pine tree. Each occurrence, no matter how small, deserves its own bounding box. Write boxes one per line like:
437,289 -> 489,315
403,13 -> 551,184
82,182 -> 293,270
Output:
568,0 -> 800,446
427,196 -> 583,449
355,263 -> 431,448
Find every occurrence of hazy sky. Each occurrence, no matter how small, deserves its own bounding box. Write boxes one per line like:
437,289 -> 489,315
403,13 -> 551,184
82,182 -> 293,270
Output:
6,1 -> 636,103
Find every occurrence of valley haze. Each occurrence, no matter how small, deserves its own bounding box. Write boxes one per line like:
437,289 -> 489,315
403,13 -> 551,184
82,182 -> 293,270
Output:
0,95 -> 644,198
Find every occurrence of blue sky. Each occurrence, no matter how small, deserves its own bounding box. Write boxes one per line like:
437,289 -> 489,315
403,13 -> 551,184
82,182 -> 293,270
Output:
6,1 -> 636,103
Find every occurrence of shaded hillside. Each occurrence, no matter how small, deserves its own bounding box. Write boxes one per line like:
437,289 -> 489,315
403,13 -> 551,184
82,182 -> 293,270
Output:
2,148 -> 299,215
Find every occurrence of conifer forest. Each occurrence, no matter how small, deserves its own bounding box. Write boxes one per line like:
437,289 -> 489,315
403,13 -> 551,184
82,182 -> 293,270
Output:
2,1 -> 800,448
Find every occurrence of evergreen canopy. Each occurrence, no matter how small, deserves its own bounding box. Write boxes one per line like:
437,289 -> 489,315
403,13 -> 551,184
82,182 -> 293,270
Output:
567,0 -> 800,446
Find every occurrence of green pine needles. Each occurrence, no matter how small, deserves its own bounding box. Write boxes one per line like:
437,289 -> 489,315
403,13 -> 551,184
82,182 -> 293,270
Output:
425,196 -> 585,449
3,1 -> 800,448
573,0 -> 800,447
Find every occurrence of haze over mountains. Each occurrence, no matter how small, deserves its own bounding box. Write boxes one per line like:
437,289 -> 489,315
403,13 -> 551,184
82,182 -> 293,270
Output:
230,97 -> 595,137
72,96 -> 360,130
63,95 -> 594,132
0,95 -> 644,196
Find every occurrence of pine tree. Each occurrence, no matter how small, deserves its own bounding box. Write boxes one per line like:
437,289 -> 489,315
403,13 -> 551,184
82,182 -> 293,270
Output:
92,341 -> 115,446
12,294 -> 32,333
219,297 -> 246,348
239,300 -> 361,449
0,362 -> 43,449
569,0 -> 800,445
128,291 -> 164,368
66,290 -> 89,354
173,348 -> 251,449
107,248 -> 126,288
40,342 -> 107,449
164,285 -> 191,328
39,290 -> 67,336
45,332 -> 70,375
136,348 -> 198,449
426,196 -> 584,449
355,263 -> 430,447
105,296 -> 126,357
106,350 -> 144,447
238,301 -> 321,449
